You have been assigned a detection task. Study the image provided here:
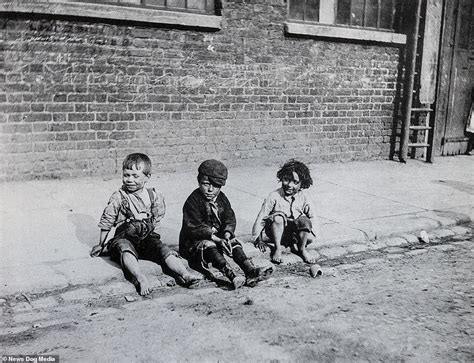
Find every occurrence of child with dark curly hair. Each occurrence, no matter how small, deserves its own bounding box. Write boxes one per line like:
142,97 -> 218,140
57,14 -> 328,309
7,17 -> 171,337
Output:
252,159 -> 318,264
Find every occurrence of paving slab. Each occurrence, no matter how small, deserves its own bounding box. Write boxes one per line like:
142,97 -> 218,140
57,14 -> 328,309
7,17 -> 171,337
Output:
0,156 -> 472,297
52,258 -> 120,285
346,213 -> 442,240
317,222 -> 369,247
0,265 -> 69,297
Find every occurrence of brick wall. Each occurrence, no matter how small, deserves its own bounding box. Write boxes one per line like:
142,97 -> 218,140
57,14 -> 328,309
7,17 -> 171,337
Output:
1,0 -> 402,181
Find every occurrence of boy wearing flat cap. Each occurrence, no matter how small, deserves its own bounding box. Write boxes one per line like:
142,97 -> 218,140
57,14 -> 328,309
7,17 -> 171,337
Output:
179,159 -> 273,289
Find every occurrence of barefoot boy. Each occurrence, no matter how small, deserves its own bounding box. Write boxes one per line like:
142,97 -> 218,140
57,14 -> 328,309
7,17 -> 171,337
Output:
179,159 -> 273,289
90,153 -> 199,295
252,159 -> 318,264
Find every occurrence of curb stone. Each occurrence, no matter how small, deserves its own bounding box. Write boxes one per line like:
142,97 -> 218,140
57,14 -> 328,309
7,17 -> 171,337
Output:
450,241 -> 473,249
363,258 -> 385,265
0,224 -> 471,309
405,249 -> 429,256
345,244 -> 369,254
13,311 -> 51,324
450,225 -> 471,235
385,237 -> 408,247
60,288 -> 100,302
319,246 -> 347,259
384,247 -> 405,254
0,325 -> 32,336
30,296 -> 59,309
430,229 -> 456,239
428,244 -> 456,252
386,254 -> 404,260
399,233 -> 420,244
12,302 -> 34,313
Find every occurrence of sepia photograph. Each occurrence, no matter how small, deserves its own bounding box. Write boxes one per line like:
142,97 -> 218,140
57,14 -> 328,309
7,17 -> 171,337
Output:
0,0 -> 473,361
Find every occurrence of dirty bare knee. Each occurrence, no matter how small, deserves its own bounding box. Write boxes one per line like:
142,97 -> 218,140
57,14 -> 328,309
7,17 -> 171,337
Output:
203,240 -> 217,249
273,215 -> 285,225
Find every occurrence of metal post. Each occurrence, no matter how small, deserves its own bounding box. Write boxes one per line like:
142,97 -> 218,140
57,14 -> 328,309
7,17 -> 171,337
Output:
400,0 -> 423,162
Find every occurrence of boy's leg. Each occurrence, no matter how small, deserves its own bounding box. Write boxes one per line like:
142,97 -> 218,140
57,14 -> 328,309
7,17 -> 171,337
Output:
144,234 -> 200,288
296,231 -> 316,264
109,237 -> 151,296
231,243 -> 273,287
121,251 -> 152,296
203,244 -> 245,289
267,215 -> 285,264
164,254 -> 201,287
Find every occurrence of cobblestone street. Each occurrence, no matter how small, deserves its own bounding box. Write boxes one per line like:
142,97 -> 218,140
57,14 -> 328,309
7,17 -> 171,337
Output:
1,225 -> 472,362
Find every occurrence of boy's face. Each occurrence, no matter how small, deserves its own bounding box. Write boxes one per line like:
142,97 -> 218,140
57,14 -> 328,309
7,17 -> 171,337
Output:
281,171 -> 301,196
122,163 -> 150,193
198,175 -> 221,201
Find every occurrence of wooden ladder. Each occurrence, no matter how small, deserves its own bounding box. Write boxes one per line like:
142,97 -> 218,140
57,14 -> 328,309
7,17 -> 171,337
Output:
407,107 -> 434,160
400,0 -> 436,163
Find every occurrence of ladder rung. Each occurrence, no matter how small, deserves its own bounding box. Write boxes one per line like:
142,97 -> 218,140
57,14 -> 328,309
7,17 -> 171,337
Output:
409,126 -> 432,130
408,143 -> 430,148
411,108 -> 433,112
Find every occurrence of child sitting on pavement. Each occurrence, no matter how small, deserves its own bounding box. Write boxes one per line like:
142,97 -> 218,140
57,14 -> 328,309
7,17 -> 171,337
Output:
90,153 -> 200,295
179,159 -> 273,289
252,159 -> 318,264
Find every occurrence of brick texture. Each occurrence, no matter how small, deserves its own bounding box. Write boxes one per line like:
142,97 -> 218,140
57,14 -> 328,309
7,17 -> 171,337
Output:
0,0 -> 402,181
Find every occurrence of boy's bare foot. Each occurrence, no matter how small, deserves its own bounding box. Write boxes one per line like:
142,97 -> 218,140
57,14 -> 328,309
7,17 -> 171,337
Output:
271,248 -> 282,264
300,249 -> 316,264
136,274 -> 152,295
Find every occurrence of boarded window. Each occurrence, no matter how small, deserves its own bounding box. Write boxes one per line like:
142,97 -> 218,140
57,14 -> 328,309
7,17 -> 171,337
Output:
290,0 -> 399,31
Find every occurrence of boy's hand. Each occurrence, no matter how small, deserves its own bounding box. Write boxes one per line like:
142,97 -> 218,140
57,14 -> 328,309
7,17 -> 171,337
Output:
254,238 -> 267,253
218,238 -> 233,256
90,244 -> 104,257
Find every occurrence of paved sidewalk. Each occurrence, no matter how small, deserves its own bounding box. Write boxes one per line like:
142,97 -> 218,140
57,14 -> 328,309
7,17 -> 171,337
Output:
0,156 -> 472,297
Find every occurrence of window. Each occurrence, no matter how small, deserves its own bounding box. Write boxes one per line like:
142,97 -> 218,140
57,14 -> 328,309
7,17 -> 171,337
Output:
73,0 -> 216,15
289,0 -> 400,31
286,0 -> 406,44
0,0 -> 221,29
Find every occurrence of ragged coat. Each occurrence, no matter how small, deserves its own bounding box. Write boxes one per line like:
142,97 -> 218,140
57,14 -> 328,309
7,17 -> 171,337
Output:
179,188 -> 236,259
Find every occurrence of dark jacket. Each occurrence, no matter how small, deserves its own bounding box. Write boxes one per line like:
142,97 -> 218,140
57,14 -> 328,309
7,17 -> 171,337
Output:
179,188 -> 236,259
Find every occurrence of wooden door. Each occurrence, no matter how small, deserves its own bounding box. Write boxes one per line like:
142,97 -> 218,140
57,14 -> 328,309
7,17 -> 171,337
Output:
434,0 -> 474,155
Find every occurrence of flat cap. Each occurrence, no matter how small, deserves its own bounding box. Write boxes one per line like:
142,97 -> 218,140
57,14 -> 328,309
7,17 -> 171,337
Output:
198,159 -> 228,186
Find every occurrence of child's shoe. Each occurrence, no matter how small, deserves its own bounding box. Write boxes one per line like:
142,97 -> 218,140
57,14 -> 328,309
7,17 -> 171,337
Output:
182,274 -> 202,288
176,274 -> 202,288
222,264 -> 245,289
241,259 -> 274,287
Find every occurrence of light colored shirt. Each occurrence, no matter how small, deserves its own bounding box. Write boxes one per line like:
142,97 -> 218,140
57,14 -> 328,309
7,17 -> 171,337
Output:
252,187 -> 318,240
98,187 -> 166,231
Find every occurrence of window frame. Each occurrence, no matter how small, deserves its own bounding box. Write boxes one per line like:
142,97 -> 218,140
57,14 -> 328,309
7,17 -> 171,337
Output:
286,0 -> 406,44
0,0 -> 221,29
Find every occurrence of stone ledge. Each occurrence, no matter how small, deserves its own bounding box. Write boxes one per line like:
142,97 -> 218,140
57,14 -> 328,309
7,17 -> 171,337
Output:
0,0 -> 221,29
285,21 -> 406,45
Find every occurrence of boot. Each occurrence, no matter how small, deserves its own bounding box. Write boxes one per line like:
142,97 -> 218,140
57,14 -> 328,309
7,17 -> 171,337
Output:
221,264 -> 245,289
240,259 -> 274,287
